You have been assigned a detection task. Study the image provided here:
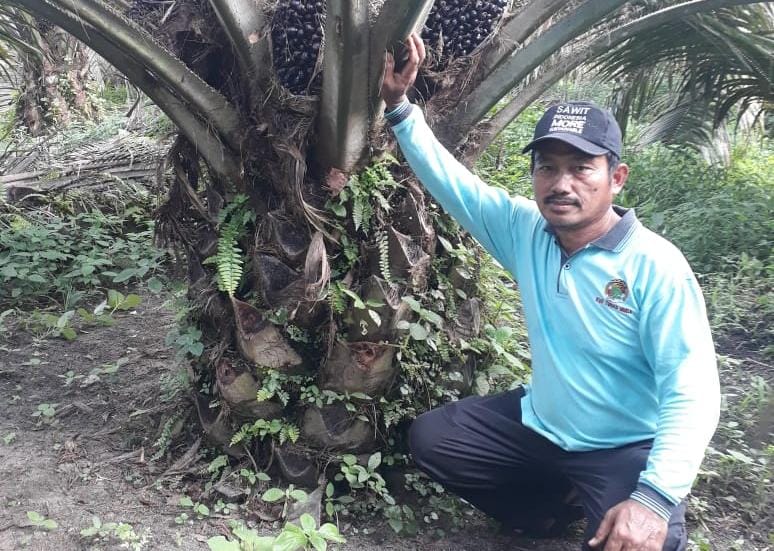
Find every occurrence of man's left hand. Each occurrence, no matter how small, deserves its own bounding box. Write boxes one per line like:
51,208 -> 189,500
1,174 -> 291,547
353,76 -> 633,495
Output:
588,499 -> 667,550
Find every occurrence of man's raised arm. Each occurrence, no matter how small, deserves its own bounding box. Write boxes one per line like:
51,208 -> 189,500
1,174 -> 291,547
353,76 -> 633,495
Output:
381,34 -> 534,272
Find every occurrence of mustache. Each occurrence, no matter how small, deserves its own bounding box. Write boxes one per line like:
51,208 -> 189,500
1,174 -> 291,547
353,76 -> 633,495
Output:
545,195 -> 580,206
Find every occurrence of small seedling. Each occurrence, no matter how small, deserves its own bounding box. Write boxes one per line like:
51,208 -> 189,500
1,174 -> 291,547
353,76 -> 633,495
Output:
26,511 -> 57,530
32,403 -> 58,425
261,484 -> 308,519
274,514 -> 345,551
238,468 -> 270,486
179,496 -> 210,519
80,358 -> 125,387
80,516 -> 144,550
60,370 -> 82,386
207,516 -> 345,551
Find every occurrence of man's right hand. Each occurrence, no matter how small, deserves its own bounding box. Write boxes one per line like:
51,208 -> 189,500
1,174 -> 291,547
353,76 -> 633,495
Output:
381,32 -> 426,111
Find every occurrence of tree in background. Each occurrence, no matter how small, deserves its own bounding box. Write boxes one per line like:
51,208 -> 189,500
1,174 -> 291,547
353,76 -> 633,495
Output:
3,0 -> 769,506
0,7 -> 96,135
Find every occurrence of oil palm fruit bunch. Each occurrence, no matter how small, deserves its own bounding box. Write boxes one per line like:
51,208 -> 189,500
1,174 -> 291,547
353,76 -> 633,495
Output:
271,0 -> 325,95
422,0 -> 508,64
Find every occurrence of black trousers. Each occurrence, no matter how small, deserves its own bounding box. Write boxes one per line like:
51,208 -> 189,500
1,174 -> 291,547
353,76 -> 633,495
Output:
409,388 -> 687,550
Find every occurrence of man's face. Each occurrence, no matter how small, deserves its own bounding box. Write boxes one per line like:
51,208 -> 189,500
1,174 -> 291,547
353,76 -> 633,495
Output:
531,140 -> 628,232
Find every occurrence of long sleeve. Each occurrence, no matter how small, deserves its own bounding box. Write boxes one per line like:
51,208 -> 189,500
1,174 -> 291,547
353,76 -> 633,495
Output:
389,101 -> 534,273
631,264 -> 720,518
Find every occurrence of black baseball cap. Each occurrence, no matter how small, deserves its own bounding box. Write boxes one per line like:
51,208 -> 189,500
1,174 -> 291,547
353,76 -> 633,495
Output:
522,101 -> 622,158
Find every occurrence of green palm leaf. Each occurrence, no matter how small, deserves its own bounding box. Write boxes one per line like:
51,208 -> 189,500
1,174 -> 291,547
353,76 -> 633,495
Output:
596,4 -> 773,149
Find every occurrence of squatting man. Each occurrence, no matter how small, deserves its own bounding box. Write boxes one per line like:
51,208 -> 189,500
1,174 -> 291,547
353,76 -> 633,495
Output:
380,33 -> 720,551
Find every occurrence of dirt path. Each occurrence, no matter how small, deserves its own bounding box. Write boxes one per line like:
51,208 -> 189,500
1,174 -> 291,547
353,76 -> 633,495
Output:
0,297 -> 766,550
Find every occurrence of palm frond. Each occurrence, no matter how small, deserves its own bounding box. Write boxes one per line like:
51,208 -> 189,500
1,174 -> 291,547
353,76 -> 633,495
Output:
595,4 -> 773,149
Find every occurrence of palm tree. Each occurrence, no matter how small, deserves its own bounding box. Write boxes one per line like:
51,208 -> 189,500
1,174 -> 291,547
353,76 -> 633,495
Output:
462,1 -> 773,162
4,0 -> 765,491
599,4 -> 773,154
0,7 -> 96,135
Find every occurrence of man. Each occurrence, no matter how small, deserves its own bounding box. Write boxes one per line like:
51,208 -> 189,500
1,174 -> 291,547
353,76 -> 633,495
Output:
380,34 -> 720,551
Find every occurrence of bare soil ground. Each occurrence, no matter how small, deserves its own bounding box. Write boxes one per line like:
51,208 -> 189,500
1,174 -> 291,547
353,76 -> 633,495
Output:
0,297 -> 768,550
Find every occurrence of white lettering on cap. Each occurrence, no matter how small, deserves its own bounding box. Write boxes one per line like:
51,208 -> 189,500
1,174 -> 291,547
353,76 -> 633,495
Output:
549,113 -> 587,134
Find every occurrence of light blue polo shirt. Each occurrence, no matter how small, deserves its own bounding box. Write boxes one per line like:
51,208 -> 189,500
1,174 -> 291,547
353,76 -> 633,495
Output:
389,103 -> 720,516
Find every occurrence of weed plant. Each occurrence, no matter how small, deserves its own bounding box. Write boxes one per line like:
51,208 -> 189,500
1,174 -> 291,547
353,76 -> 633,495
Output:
0,203 -> 167,309
621,142 -> 772,274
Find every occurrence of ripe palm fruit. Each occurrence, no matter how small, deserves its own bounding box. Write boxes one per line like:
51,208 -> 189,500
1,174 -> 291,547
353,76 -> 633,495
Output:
422,0 -> 508,66
271,0 -> 326,95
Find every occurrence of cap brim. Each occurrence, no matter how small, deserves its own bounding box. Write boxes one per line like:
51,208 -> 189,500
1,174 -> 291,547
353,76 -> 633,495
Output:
522,133 -> 610,156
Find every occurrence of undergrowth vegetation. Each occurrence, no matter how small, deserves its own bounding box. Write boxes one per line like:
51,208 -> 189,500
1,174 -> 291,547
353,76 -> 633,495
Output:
0,206 -> 166,308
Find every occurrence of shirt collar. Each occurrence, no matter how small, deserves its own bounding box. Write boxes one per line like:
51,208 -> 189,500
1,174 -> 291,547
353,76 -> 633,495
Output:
543,206 -> 638,252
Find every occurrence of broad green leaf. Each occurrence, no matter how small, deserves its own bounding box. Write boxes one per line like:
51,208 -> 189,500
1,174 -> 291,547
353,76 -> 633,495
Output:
341,454 -> 357,466
113,268 -> 136,283
290,489 -> 308,503
147,277 -> 163,293
80,525 -> 100,537
409,323 -> 428,341
349,392 -> 370,400
387,517 -> 403,533
273,529 -> 307,551
342,289 -> 365,309
206,536 -> 241,551
329,202 -> 346,217
122,294 -> 142,309
60,327 -> 77,341
107,289 -> 124,307
421,309 -> 443,329
367,309 -> 381,327
299,513 -> 316,532
367,452 -> 381,471
309,533 -> 327,551
26,511 -> 43,523
261,488 -> 285,502
437,235 -> 455,252
401,296 -> 422,312
189,342 -> 204,356
475,374 -> 491,396
207,455 -> 229,473
318,523 -> 345,543
179,496 -> 194,507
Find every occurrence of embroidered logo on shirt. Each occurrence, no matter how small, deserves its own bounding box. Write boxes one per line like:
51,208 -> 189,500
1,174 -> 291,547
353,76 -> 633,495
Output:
595,279 -> 633,314
604,279 -> 629,302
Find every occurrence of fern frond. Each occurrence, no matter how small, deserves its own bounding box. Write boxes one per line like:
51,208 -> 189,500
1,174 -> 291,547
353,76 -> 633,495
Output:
353,198 -> 365,232
256,388 -> 274,402
214,197 -> 251,296
378,231 -> 391,283
216,233 -> 243,296
283,424 -> 300,444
